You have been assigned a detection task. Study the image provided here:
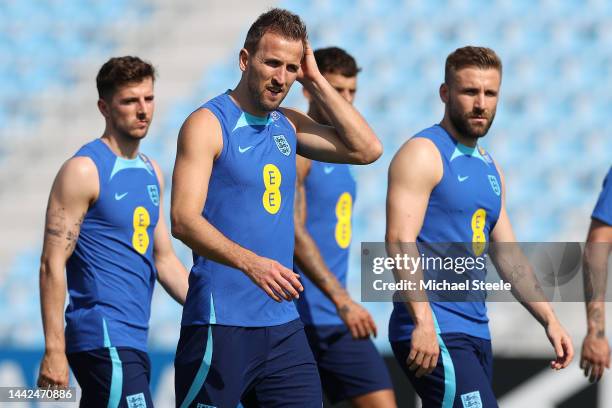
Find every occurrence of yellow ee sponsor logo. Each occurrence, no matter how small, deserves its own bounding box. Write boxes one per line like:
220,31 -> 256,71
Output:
262,164 -> 282,214
471,208 -> 487,256
335,192 -> 352,249
132,206 -> 150,254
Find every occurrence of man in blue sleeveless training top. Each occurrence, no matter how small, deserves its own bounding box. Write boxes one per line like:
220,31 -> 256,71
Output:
580,166 -> 611,383
293,46 -> 396,408
36,56 -> 189,407
170,9 -> 382,408
385,46 -> 574,407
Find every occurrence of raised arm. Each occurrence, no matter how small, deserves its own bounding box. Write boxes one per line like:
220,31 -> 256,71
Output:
489,167 -> 574,370
170,109 -> 302,302
581,220 -> 612,382
150,160 -> 189,305
385,137 -> 442,378
293,155 -> 376,338
38,157 -> 98,388
281,43 -> 382,165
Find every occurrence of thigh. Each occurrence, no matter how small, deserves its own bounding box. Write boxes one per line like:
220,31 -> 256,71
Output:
391,334 -> 498,408
174,325 -> 264,408
68,348 -> 153,408
314,325 -> 393,404
247,320 -> 322,408
117,348 -> 154,408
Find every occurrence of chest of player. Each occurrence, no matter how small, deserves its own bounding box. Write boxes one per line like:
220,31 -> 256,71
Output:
215,122 -> 297,203
305,162 -> 356,219
88,171 -> 160,239
433,154 -> 502,223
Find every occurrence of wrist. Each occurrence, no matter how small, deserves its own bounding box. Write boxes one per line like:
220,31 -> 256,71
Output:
412,304 -> 435,327
332,290 -> 351,308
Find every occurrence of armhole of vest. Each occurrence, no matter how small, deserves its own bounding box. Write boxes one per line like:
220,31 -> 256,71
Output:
139,153 -> 161,189
74,152 -> 103,211
205,106 -> 228,164
412,134 -> 446,191
278,112 -> 297,150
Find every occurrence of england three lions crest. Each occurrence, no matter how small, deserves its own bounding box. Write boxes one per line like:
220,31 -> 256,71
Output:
273,134 -> 291,156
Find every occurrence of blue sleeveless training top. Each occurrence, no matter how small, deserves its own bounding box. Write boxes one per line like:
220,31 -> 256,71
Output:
389,125 -> 502,341
181,92 -> 300,327
66,138 -> 160,353
294,161 -> 356,326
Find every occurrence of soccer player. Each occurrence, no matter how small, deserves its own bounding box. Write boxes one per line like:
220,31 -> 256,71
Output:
581,166 -> 611,383
170,9 -> 382,408
385,46 -> 574,407
36,56 -> 189,407
294,46 -> 396,408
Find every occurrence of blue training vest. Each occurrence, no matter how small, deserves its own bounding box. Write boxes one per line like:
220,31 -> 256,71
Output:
65,138 -> 160,353
294,161 -> 356,326
389,124 -> 502,341
181,92 -> 300,327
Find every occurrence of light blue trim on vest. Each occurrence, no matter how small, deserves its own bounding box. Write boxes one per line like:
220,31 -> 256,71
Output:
450,143 -> 489,165
109,156 -> 153,181
232,111 -> 273,132
103,318 -> 123,408
179,294 -> 216,408
432,312 -> 456,408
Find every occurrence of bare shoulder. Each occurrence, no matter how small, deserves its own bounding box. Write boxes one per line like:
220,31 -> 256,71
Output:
53,156 -> 99,202
178,107 -> 223,158
389,137 -> 442,183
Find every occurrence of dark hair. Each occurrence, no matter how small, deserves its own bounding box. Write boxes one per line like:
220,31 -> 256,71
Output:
314,47 -> 361,77
243,8 -> 307,53
96,56 -> 156,100
445,46 -> 502,84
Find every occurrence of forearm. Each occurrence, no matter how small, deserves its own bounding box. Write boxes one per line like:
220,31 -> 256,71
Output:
172,213 -> 256,272
583,242 -> 610,335
156,255 -> 189,305
303,75 -> 379,161
294,227 -> 349,305
39,260 -> 67,353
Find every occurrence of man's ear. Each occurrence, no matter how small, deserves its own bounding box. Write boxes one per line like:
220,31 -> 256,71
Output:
439,83 -> 449,104
98,98 -> 110,118
239,48 -> 249,72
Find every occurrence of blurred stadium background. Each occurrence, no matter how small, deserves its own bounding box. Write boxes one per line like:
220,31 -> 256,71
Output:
1,0 -> 611,406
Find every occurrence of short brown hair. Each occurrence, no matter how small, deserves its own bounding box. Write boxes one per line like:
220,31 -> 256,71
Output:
314,47 -> 361,77
96,56 -> 156,100
445,46 -> 502,84
243,8 -> 307,54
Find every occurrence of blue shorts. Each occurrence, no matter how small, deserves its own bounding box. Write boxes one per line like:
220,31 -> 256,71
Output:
174,319 -> 322,408
304,324 -> 393,404
391,333 -> 497,408
68,347 -> 153,408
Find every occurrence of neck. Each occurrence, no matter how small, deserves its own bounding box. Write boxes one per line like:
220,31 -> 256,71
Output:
439,114 -> 478,148
230,80 -> 269,117
101,129 -> 140,159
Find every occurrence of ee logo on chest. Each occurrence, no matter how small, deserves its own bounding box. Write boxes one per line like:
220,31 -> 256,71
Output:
262,164 -> 282,214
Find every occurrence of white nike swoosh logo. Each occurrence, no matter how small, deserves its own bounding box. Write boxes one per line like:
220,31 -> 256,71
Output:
323,166 -> 334,174
458,175 -> 469,182
115,192 -> 128,200
238,145 -> 254,153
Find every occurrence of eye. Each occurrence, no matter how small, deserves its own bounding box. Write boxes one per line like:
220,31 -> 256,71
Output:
287,64 -> 299,73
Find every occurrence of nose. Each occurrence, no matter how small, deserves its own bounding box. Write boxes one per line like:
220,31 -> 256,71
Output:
474,91 -> 485,109
272,67 -> 287,87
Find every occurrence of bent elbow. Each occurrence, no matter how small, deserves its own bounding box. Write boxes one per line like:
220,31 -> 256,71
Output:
358,140 -> 383,164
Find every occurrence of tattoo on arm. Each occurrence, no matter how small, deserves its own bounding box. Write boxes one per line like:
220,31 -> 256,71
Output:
45,208 -> 85,253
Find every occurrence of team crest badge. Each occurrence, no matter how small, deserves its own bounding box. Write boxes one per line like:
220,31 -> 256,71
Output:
273,134 -> 291,156
270,111 -> 280,121
488,175 -> 501,196
147,185 -> 160,206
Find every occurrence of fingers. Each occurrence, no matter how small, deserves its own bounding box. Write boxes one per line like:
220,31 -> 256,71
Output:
368,314 -> 378,338
562,337 -> 574,368
262,282 -> 282,302
408,351 -> 424,372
